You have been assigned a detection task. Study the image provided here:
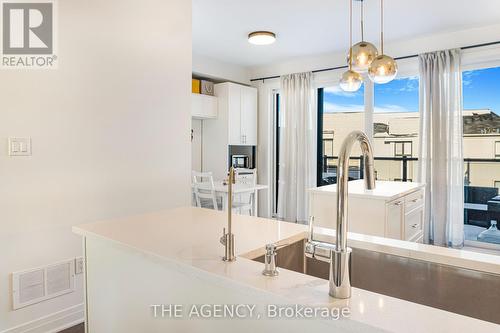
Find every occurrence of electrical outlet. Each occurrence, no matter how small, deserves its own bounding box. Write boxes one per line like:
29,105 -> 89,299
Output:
75,257 -> 84,275
8,137 -> 31,156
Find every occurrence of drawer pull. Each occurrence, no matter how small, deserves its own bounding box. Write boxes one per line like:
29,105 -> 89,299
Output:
394,201 -> 403,206
411,198 -> 421,203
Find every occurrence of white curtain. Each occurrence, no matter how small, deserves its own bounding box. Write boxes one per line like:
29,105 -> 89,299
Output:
418,49 -> 464,248
277,72 -> 316,223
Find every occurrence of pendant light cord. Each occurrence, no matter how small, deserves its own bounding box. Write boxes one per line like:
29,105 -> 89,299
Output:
349,0 -> 353,70
380,0 -> 384,54
360,0 -> 364,41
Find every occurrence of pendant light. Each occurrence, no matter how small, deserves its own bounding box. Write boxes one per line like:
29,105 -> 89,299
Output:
349,0 -> 378,72
368,0 -> 398,84
340,0 -> 363,92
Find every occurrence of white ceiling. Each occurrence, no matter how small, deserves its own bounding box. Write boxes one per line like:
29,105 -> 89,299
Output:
193,0 -> 500,67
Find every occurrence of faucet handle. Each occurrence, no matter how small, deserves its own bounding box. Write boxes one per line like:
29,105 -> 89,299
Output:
265,242 -> 287,254
262,243 -> 286,277
308,216 -> 315,242
220,228 -> 227,245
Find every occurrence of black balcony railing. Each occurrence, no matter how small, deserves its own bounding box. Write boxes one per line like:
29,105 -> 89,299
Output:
320,156 -> 500,243
321,156 -> 500,185
321,155 -> 418,184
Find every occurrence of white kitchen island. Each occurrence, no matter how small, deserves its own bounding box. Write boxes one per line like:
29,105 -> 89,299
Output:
309,180 -> 426,242
73,207 -> 500,333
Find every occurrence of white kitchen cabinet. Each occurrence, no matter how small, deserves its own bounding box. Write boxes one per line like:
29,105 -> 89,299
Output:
227,83 -> 242,145
309,180 -> 425,242
202,82 -> 257,180
191,93 -> 217,119
239,86 -> 257,145
217,82 -> 257,146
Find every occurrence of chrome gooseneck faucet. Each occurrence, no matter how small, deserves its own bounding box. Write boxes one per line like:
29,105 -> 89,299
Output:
306,130 -> 375,299
220,166 -> 236,261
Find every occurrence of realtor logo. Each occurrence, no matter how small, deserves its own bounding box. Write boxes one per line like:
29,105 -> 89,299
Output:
1,0 -> 57,68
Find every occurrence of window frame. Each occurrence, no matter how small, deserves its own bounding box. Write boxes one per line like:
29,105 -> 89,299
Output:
393,141 -> 413,158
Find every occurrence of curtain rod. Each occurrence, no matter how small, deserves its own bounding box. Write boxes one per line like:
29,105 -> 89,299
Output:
249,40 -> 500,82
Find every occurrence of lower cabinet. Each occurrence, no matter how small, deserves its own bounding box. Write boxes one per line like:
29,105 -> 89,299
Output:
309,189 -> 425,242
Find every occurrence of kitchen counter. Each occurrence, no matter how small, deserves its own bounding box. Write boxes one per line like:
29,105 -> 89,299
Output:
73,207 -> 500,332
309,179 -> 425,201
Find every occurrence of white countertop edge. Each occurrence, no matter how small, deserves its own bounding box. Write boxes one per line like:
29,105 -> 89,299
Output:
74,226 -> 498,333
308,180 -> 425,201
311,227 -> 500,275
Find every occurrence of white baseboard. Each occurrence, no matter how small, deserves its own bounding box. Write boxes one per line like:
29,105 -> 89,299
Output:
1,304 -> 84,333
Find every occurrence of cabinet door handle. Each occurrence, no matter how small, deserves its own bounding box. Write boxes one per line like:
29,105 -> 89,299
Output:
411,223 -> 419,229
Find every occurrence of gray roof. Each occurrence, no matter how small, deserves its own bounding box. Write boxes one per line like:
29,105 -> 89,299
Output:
463,111 -> 500,135
373,110 -> 500,136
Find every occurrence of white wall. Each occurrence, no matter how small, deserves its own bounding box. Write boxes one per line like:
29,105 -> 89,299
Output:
191,119 -> 203,172
193,53 -> 250,84
0,0 -> 192,331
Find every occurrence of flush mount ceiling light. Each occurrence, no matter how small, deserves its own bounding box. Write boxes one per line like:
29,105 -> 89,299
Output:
340,0 -> 363,92
368,0 -> 398,84
248,31 -> 276,45
349,0 -> 378,72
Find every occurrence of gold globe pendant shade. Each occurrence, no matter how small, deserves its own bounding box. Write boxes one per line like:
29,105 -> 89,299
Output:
349,41 -> 379,72
368,54 -> 398,84
340,69 -> 363,92
340,0 -> 362,93
368,0 -> 398,84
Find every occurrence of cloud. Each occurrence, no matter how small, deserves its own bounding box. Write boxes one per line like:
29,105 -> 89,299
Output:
324,102 -> 417,114
462,70 -> 480,87
324,86 -> 363,98
374,104 -> 417,113
375,76 -> 419,93
324,102 -> 364,113
398,77 -> 419,92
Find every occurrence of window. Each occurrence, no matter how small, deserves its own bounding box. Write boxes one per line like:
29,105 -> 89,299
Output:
393,141 -> 413,157
317,84 -> 365,186
323,131 -> 334,157
373,76 -> 419,182
462,66 -> 500,247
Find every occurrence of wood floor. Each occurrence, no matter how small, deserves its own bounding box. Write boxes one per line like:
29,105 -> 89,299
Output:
59,323 -> 84,333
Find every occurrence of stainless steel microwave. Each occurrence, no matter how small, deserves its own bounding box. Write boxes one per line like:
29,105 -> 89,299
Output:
231,154 -> 249,169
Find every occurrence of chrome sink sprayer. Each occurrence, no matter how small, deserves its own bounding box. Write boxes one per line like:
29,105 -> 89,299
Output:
220,166 -> 236,261
305,130 -> 375,298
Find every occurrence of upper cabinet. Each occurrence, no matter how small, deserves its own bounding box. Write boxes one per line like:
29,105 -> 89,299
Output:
216,82 -> 257,146
240,86 -> 257,145
191,93 -> 217,119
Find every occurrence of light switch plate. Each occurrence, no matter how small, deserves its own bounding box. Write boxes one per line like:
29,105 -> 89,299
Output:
75,257 -> 84,275
8,137 -> 31,156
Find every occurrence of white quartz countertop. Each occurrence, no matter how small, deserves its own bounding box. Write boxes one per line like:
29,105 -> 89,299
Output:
73,207 -> 500,332
308,179 -> 425,201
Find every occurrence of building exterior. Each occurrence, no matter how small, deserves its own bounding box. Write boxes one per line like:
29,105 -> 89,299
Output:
322,109 -> 500,189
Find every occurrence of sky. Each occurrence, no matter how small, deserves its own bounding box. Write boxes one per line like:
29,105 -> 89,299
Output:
324,66 -> 500,115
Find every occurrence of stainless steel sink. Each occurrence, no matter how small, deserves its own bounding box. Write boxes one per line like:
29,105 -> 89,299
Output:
252,240 -> 500,324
